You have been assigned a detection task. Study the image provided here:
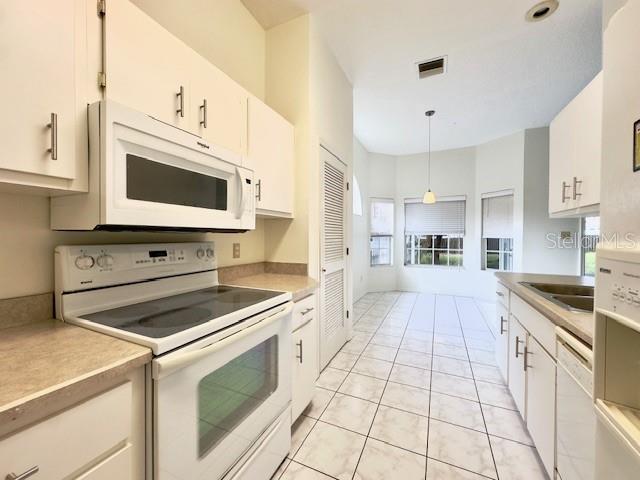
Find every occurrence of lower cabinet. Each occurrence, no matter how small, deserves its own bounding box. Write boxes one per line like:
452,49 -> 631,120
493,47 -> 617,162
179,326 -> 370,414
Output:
495,302 -> 510,381
525,335 -> 556,477
291,294 -> 318,421
508,317 -> 527,416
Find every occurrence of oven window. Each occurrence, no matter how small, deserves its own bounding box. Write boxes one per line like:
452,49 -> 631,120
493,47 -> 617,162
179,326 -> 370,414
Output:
198,336 -> 278,458
126,154 -> 227,210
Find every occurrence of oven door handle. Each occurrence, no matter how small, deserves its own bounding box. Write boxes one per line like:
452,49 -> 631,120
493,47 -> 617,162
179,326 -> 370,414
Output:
235,167 -> 245,219
153,303 -> 292,380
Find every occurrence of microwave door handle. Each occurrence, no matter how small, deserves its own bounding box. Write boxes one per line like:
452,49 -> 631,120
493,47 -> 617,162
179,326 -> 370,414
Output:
153,303 -> 292,380
235,167 -> 245,219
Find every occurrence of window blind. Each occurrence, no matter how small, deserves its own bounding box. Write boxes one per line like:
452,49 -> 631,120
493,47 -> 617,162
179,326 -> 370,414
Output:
482,194 -> 513,239
370,199 -> 394,235
404,197 -> 466,235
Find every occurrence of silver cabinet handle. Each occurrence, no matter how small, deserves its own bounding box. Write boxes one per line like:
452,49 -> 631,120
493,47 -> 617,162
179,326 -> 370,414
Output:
176,86 -> 185,117
200,98 -> 207,128
499,315 -> 507,335
6,466 -> 39,480
572,176 -> 582,200
523,346 -> 530,371
255,179 -> 262,201
561,181 -> 570,203
47,113 -> 57,160
301,307 -> 314,315
296,340 -> 303,363
514,335 -> 521,358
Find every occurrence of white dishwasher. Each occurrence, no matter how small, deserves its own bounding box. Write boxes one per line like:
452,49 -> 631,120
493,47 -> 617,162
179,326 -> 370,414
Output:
555,327 -> 595,480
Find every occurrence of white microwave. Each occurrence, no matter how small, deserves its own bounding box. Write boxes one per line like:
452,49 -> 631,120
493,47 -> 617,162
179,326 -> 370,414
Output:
51,100 -> 255,231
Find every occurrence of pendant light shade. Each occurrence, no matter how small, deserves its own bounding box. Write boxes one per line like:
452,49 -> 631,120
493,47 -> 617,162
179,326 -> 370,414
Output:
423,110 -> 437,204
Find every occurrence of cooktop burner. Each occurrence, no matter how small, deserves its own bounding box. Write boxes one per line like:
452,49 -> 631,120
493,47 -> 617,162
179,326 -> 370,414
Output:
81,285 -> 283,338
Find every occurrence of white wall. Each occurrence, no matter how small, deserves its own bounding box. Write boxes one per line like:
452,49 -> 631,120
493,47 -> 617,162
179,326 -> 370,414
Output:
353,138 -> 370,301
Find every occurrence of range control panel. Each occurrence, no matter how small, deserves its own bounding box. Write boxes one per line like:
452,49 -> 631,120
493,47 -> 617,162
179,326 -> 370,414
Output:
597,253 -> 640,324
56,242 -> 216,292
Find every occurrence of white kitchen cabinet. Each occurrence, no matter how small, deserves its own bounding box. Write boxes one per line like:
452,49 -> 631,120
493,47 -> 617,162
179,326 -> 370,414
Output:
525,335 -> 556,478
0,0 -> 88,192
495,301 -> 510,382
0,382 -> 133,480
549,72 -> 603,216
508,316 -> 527,416
291,294 -> 318,421
247,96 -> 295,217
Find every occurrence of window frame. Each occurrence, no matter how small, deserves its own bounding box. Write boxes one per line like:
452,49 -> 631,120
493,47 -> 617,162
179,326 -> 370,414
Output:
404,234 -> 464,268
580,216 -> 600,277
370,234 -> 393,267
482,237 -> 513,271
369,198 -> 395,267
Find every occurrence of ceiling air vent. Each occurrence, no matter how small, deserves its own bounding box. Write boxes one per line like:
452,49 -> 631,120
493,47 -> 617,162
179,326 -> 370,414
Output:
418,56 -> 447,79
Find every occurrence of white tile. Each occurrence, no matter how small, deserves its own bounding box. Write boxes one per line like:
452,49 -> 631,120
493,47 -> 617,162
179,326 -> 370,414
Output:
490,435 -> 547,480
341,339 -> 368,355
394,349 -> 432,369
353,438 -> 426,480
352,356 -> 394,380
290,415 -> 317,457
316,367 -> 348,391
329,352 -> 360,371
433,343 -> 469,360
377,325 -> 406,336
482,404 -> 532,445
465,337 -> 495,352
434,333 -> 466,347
470,363 -> 505,384
430,372 -> 478,401
281,461 -> 334,480
294,421 -> 366,480
468,348 -> 498,366
381,381 -> 430,416
432,355 -> 473,378
370,405 -> 428,454
338,372 -> 387,402
389,364 -> 430,389
371,333 -> 402,348
476,381 -> 517,410
404,329 -> 433,341
428,420 -> 497,479
426,458 -> 488,479
320,393 -> 378,435
362,343 -> 398,362
400,337 -> 433,353
303,387 -> 334,419
429,392 -> 485,432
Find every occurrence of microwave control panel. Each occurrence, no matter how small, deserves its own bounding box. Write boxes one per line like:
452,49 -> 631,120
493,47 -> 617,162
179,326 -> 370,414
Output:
597,255 -> 640,324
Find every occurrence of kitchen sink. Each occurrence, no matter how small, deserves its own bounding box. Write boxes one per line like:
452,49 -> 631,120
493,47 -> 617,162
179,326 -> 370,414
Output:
520,282 -> 594,313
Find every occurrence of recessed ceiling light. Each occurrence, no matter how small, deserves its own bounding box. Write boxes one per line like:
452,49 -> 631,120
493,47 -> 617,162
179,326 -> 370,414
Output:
526,0 -> 559,22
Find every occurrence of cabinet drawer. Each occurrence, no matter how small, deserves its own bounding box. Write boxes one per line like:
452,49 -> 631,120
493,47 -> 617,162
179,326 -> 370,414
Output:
496,283 -> 509,308
0,382 -> 132,480
293,294 -> 316,332
510,294 -> 556,357
76,444 -> 132,480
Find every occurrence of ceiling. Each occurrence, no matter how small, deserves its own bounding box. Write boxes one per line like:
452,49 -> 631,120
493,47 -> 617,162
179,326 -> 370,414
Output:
243,0 -> 602,155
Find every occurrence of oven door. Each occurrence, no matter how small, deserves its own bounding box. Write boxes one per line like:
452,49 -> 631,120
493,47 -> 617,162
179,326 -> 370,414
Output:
152,303 -> 292,480
97,100 -> 255,231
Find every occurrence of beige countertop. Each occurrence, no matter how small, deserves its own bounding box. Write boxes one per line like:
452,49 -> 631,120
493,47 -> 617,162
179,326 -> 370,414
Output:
226,273 -> 318,302
495,272 -> 595,347
0,319 -> 151,435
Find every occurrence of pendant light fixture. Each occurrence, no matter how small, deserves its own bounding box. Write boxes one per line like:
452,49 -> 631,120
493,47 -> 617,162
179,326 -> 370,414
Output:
423,110 -> 437,204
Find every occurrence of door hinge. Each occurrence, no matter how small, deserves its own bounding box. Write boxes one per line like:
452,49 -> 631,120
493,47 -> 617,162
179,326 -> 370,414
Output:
97,72 -> 107,88
346,247 -> 350,255
346,182 -> 350,191
346,310 -> 350,319
97,0 -> 106,15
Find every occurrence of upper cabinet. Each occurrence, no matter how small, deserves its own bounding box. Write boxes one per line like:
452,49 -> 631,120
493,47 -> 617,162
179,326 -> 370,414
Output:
0,0 -> 88,193
246,96 -> 295,217
549,72 -> 603,216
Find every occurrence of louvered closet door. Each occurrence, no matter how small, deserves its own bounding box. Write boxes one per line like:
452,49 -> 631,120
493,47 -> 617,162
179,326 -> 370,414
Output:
319,147 -> 349,368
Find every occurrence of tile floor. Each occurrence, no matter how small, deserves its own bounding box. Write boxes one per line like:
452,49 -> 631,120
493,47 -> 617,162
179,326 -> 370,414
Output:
272,291 -> 549,480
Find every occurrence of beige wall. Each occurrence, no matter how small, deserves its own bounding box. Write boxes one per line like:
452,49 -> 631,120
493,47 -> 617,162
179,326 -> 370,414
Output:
132,0 -> 266,99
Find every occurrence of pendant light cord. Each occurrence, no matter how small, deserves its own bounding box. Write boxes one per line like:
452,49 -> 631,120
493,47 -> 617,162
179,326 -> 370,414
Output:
428,113 -> 431,190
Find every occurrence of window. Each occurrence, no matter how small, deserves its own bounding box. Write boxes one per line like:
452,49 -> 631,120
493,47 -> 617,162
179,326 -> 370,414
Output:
481,192 -> 514,271
581,216 -> 600,276
370,198 -> 394,266
404,197 -> 465,267
353,176 -> 363,216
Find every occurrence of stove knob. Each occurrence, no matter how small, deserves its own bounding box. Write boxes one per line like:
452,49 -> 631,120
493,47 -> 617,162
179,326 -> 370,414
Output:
96,254 -> 114,268
196,248 -> 205,259
206,248 -> 214,258
75,254 -> 95,270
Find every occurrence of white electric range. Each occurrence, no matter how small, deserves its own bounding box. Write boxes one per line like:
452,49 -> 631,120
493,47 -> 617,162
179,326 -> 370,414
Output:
55,242 -> 293,480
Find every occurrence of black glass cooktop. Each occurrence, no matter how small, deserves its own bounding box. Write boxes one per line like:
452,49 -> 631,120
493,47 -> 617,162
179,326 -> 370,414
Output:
82,285 -> 284,338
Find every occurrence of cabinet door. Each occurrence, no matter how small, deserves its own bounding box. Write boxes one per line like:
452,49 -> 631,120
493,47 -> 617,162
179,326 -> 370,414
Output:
104,0 -> 191,131
246,97 -> 295,216
0,0 -> 77,179
191,59 -> 247,157
507,317 -> 527,417
549,101 -> 576,214
495,302 -> 509,382
525,335 -> 556,478
291,318 -> 318,421
572,72 -> 602,209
